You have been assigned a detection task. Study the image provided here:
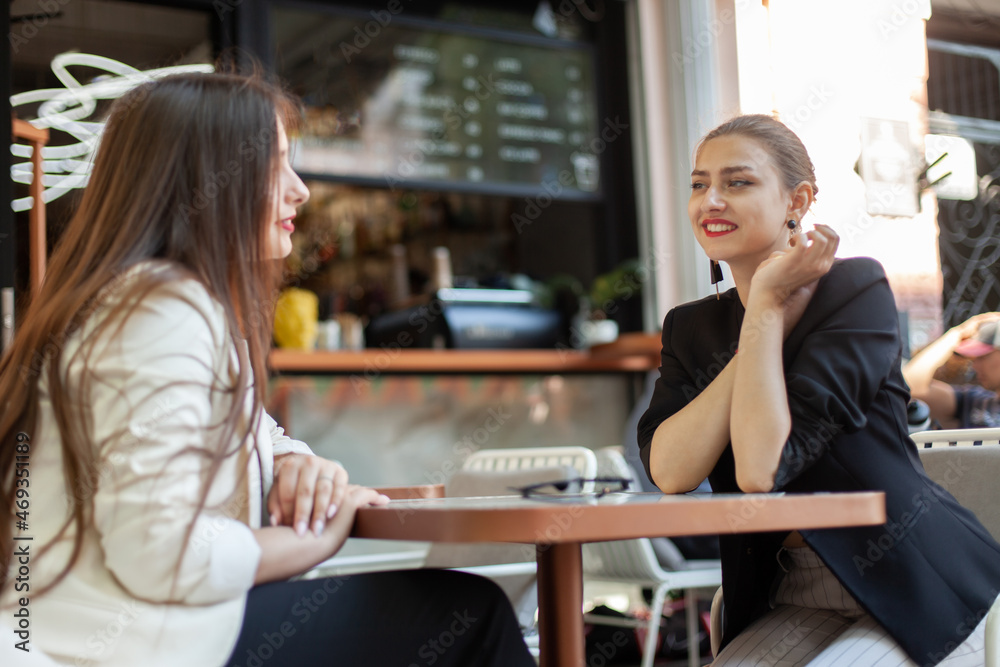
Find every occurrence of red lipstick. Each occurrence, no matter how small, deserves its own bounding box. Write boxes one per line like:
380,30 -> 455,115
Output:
702,218 -> 737,237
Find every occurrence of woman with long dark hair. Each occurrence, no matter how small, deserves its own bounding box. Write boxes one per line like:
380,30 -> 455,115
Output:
639,114 -> 1000,666
0,71 -> 533,667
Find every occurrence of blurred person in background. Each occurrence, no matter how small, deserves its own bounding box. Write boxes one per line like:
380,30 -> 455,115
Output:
903,313 -> 1000,428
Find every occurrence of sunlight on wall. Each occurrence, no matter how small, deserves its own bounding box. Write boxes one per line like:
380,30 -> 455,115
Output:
734,0 -> 941,350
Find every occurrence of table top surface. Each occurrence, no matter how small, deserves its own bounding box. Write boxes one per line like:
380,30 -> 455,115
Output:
352,490 -> 887,544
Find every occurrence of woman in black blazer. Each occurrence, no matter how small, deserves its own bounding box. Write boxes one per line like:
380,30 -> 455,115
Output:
638,114 -> 1000,666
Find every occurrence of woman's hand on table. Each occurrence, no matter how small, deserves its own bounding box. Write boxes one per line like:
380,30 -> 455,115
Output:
268,454 -> 358,537
253,483 -> 390,584
317,484 -> 391,541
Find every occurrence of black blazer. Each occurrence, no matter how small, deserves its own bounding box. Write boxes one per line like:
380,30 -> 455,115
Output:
638,257 -> 1000,666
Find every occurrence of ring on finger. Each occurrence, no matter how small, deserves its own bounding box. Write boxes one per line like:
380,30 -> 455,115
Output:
317,476 -> 335,483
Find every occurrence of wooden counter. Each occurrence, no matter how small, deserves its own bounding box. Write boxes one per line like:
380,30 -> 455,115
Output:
269,332 -> 662,374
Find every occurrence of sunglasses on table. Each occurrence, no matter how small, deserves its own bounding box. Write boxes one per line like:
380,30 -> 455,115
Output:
509,476 -> 632,500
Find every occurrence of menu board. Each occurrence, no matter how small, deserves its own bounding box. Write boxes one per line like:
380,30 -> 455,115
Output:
272,6 -> 602,198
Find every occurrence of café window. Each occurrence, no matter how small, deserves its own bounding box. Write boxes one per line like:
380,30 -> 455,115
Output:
271,3 -> 603,199
265,1 -> 637,336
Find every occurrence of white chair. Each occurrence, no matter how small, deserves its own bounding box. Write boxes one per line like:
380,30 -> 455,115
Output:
582,447 -> 721,667
910,428 -> 1000,667
422,446 -> 597,660
462,446 -> 597,487
424,445 -> 595,580
422,448 -> 594,578
910,427 -> 1000,448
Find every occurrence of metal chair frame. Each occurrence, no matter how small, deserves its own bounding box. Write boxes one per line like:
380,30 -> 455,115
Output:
583,447 -> 721,667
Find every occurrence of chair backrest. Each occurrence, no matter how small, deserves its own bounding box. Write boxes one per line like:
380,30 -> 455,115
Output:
423,446 -> 598,570
917,445 -> 1000,542
464,446 -> 597,492
910,428 -> 1000,448
582,447 -> 686,578
465,446 -> 597,473
911,427 -> 1000,542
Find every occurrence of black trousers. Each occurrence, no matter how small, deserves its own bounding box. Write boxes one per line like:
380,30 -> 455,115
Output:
225,569 -> 535,667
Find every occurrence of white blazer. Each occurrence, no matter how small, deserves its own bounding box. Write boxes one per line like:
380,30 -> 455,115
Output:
1,265 -> 312,667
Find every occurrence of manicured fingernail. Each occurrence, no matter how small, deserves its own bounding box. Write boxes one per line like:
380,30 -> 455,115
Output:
312,520 -> 324,536
296,521 -> 307,537
326,504 -> 338,519
269,514 -> 278,527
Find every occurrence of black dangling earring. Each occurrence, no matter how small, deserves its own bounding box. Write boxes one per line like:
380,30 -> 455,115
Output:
787,219 -> 797,242
710,260 -> 724,300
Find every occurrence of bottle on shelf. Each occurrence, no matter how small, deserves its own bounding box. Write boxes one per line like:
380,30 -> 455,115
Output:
389,243 -> 409,306
431,246 -> 453,293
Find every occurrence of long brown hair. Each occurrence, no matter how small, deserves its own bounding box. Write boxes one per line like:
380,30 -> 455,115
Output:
0,71 -> 299,593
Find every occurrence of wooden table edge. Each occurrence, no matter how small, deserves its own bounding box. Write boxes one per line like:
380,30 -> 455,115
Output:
352,491 -> 887,543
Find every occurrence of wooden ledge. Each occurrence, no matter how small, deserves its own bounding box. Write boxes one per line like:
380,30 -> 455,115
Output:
269,345 -> 660,374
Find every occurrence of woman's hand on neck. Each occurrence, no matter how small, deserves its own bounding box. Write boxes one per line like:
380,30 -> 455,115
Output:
744,224 -> 839,328
726,238 -> 792,307
725,225 -> 802,306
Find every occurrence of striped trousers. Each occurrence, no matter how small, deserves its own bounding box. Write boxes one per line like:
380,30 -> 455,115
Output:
713,545 -> 989,666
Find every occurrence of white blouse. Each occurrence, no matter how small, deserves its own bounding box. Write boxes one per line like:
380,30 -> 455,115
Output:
1,264 -> 312,667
